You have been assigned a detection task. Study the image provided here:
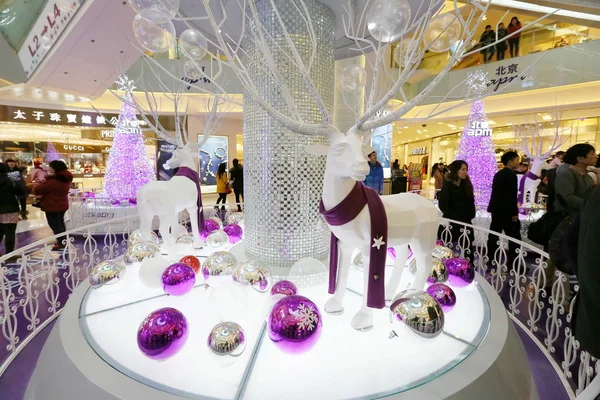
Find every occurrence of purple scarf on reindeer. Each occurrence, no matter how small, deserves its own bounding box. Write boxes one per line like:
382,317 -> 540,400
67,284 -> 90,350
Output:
319,182 -> 388,309
517,171 -> 539,205
175,167 -> 205,233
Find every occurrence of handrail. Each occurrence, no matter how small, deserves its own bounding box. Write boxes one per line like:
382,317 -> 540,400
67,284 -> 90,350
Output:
0,213 -> 596,399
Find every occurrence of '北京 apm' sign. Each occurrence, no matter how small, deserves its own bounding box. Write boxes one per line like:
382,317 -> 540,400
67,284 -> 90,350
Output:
467,121 -> 492,137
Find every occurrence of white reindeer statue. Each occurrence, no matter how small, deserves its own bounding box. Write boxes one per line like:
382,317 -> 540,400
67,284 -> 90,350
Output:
108,75 -> 229,254
307,130 -> 439,330
514,112 -> 572,205
128,0 -> 549,329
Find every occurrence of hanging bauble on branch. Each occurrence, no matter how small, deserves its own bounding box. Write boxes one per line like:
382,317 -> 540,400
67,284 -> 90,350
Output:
337,64 -> 366,93
128,0 -> 180,23
425,13 -> 463,53
132,13 -> 176,53
366,0 -> 412,43
179,29 -> 208,60
393,38 -> 423,68
184,60 -> 203,80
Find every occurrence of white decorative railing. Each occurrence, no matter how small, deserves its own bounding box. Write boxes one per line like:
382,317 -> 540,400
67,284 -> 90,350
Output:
0,214 -> 597,398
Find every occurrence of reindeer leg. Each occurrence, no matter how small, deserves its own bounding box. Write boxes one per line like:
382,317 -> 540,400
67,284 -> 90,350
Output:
158,216 -> 172,256
324,243 -> 353,314
413,250 -> 432,291
385,245 -> 410,301
188,205 -> 202,248
351,251 -> 374,331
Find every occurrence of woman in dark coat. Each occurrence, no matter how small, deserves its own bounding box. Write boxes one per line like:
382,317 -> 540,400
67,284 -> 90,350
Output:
438,160 -> 477,258
573,186 -> 600,358
0,163 -> 23,257
33,160 -> 73,250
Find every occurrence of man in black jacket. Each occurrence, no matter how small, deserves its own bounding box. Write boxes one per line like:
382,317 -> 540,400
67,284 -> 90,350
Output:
229,159 -> 244,212
487,151 -> 521,269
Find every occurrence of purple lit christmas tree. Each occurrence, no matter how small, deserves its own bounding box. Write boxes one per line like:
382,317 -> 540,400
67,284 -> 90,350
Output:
45,142 -> 60,162
454,71 -> 497,206
103,76 -> 155,201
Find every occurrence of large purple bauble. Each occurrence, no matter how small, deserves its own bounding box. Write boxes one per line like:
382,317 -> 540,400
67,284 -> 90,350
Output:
268,295 -> 322,353
200,219 -> 220,240
162,263 -> 196,296
444,257 -> 475,287
137,307 -> 188,360
270,280 -> 298,296
426,283 -> 456,311
223,224 -> 243,244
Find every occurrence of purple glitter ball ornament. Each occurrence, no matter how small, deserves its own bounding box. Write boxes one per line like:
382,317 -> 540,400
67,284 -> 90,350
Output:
270,280 -> 298,297
426,283 -> 456,311
223,224 -> 243,244
137,307 -> 188,360
268,295 -> 322,353
200,219 -> 220,240
162,263 -> 196,296
129,197 -> 137,205
444,257 -> 475,287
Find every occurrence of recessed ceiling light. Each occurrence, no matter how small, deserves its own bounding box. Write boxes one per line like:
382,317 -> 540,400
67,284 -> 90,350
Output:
488,120 -> 496,125
423,129 -> 427,132
482,14 -> 488,20
542,115 -> 552,121
403,126 -> 408,129
448,124 -> 456,129
417,130 -> 422,134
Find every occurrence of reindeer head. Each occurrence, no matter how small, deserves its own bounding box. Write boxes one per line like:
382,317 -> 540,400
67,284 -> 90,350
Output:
164,144 -> 196,170
306,130 -> 372,182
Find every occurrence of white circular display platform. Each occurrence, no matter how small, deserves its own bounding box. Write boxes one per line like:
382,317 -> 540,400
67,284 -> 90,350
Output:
25,242 -> 537,400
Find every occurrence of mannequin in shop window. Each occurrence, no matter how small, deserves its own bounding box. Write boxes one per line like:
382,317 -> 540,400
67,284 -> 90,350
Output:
364,151 -> 384,195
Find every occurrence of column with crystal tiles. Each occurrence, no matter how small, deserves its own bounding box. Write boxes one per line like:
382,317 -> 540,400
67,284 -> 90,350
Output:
241,0 -> 335,269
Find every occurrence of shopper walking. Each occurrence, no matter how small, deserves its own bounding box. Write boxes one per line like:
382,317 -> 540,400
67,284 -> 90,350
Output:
364,151 -> 384,194
33,160 -> 73,250
229,159 -> 244,212
432,163 -> 444,195
479,25 -> 495,63
215,162 -> 229,211
507,17 -> 522,58
438,160 -> 476,257
487,151 -> 522,269
554,144 -> 597,217
0,163 -> 23,258
496,22 -> 508,60
5,158 -> 28,220
31,160 -> 48,207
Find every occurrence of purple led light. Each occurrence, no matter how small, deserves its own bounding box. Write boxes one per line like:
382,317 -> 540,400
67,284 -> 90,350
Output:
104,91 -> 155,200
454,99 -> 497,206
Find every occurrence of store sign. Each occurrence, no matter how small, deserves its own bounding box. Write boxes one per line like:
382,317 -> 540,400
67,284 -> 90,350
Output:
0,106 -> 158,130
58,143 -> 105,153
467,121 -> 492,137
411,147 -> 427,155
81,128 -> 155,141
487,63 -> 527,92
19,1 -> 84,78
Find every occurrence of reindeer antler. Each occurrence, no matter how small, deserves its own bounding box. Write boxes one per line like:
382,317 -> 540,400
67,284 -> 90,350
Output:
514,108 -> 572,160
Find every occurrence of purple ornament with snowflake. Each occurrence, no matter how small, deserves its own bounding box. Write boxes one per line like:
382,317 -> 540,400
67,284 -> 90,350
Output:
426,283 -> 456,311
268,295 -> 322,353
